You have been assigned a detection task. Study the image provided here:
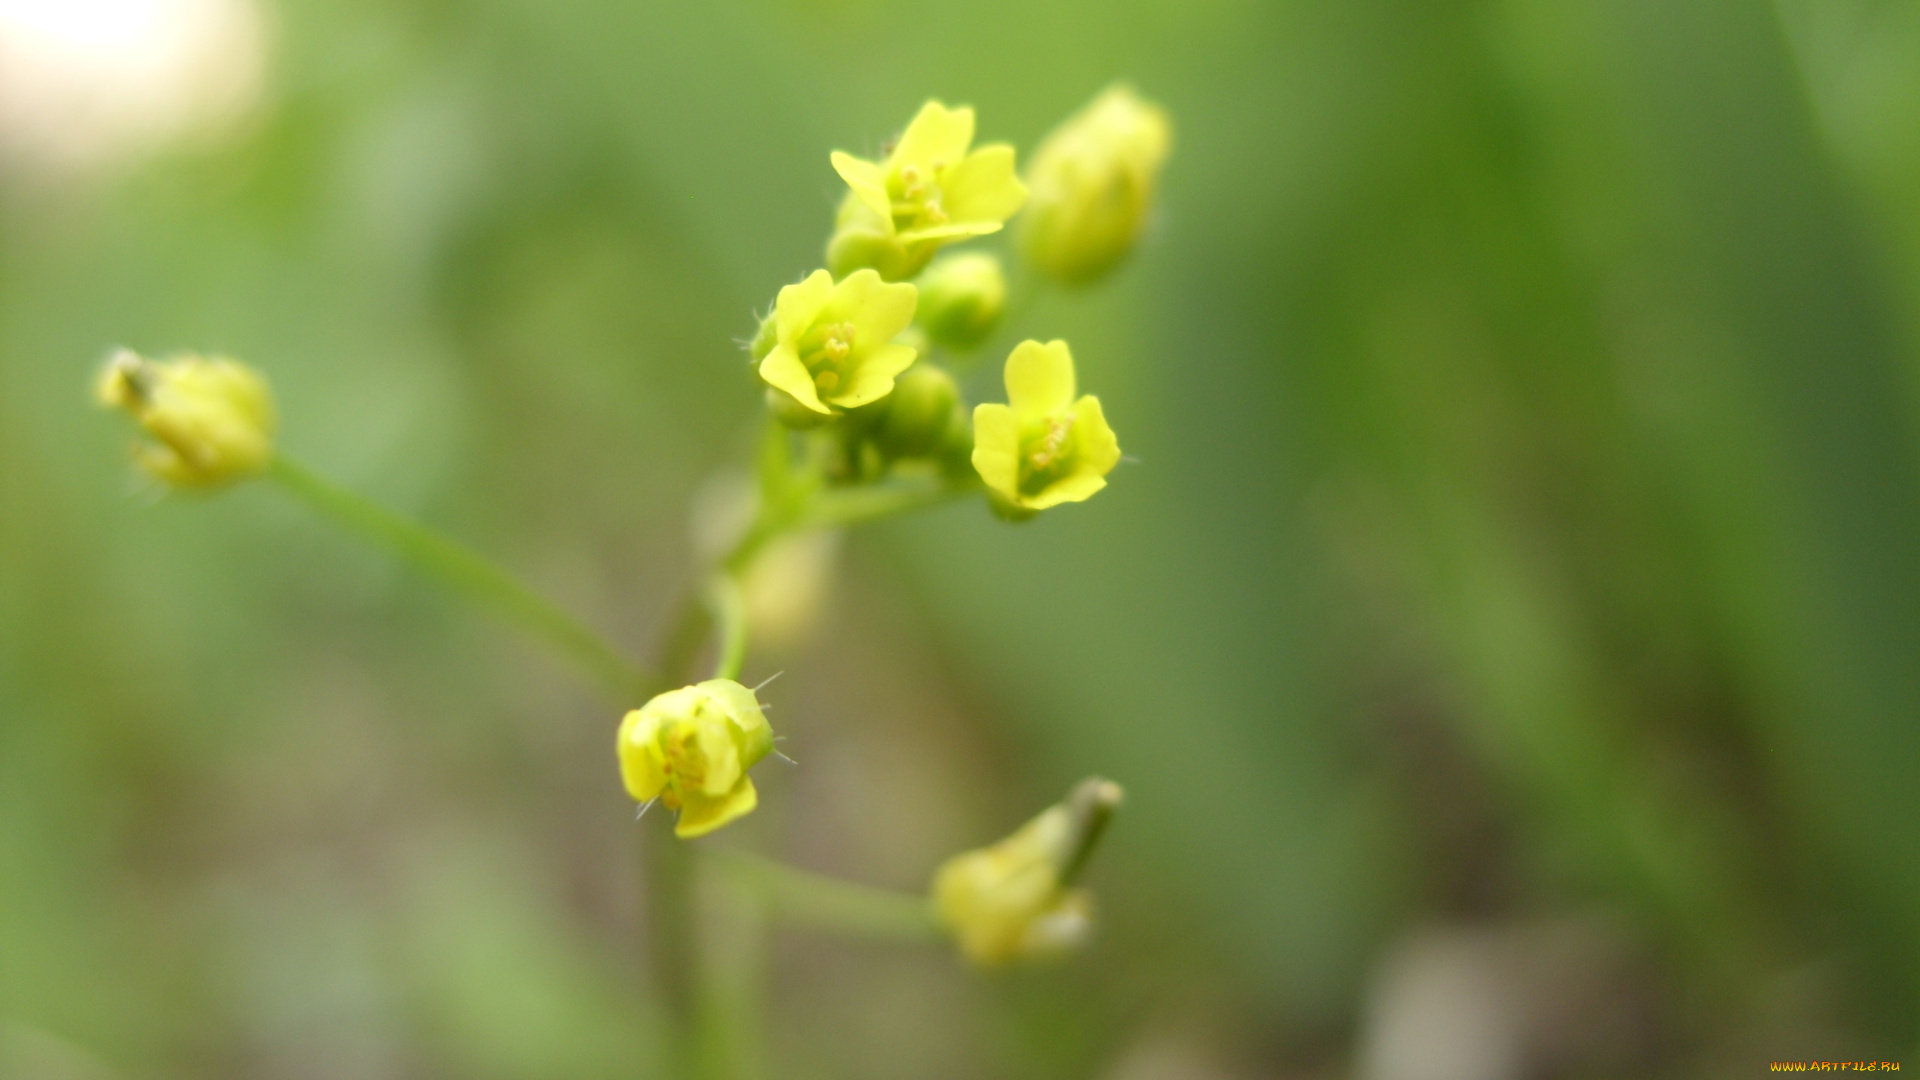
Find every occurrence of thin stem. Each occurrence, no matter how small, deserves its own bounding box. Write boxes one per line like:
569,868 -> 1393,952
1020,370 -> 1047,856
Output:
640,825 -> 703,1079
710,851 -> 941,943
708,575 -> 748,683
267,455 -> 655,702
798,479 -> 975,532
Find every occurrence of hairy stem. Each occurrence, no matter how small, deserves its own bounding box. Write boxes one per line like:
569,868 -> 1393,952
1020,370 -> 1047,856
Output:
267,455 -> 654,701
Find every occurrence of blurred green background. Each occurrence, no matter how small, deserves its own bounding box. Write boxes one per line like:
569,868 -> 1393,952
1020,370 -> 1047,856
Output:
4,0 -> 1919,1076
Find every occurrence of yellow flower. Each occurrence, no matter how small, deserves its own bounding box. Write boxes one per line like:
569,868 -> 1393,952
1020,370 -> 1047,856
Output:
971,340 -> 1121,513
758,269 -> 920,416
827,101 -> 1029,281
95,349 -> 275,489
617,679 -> 773,839
1019,84 -> 1172,285
932,778 -> 1122,967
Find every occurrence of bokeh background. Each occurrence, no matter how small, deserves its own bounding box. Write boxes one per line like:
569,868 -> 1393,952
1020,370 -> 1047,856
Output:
4,0 -> 1919,1076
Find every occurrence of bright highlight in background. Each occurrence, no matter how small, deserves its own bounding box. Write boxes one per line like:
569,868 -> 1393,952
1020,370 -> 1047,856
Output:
0,0 -> 265,171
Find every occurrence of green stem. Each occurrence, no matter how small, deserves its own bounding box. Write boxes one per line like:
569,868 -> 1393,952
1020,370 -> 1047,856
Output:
267,455 -> 655,702
710,851 -> 941,943
797,479 -> 975,533
640,825 -> 703,1079
708,575 -> 748,683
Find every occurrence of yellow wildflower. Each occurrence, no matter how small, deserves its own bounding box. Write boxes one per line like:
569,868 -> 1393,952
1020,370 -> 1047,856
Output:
932,778 -> 1122,967
617,679 -> 773,839
95,349 -> 275,489
1020,84 -> 1172,285
971,340 -> 1121,513
827,101 -> 1028,281
758,269 -> 919,416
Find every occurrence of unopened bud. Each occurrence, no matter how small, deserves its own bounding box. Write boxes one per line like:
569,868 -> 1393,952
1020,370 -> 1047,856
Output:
95,349 -> 275,490
931,777 -> 1123,967
914,252 -> 1006,349
1019,85 -> 1172,286
874,364 -> 961,459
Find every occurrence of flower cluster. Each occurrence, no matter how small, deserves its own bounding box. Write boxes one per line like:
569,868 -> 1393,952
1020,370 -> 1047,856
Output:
752,87 -> 1171,517
93,84 -> 1172,974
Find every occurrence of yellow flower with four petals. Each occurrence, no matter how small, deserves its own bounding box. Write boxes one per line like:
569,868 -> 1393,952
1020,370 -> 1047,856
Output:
827,101 -> 1029,281
971,339 -> 1121,513
758,268 -> 920,416
618,679 -> 774,839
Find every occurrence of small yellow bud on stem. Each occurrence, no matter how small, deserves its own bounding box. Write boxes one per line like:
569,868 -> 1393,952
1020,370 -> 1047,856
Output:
931,776 -> 1125,967
96,349 -> 275,490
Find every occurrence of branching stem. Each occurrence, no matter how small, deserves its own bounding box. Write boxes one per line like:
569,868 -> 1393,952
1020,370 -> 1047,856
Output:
267,455 -> 655,702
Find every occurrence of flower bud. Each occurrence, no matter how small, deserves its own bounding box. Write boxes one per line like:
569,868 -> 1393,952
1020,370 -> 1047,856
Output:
617,679 -> 774,839
932,778 -> 1123,967
913,252 -> 1006,350
1019,85 -> 1172,286
95,349 -> 275,490
874,364 -> 961,459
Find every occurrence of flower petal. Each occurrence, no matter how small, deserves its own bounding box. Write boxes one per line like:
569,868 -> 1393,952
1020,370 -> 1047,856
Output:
942,143 -> 1029,225
617,709 -> 667,802
675,778 -> 758,839
1069,395 -> 1121,476
759,345 -> 831,414
829,270 -> 918,346
700,678 -> 773,768
775,270 -> 834,344
694,711 -> 743,797
971,403 -> 1020,499
830,343 -> 917,408
1026,471 -> 1107,510
831,151 -> 893,228
1003,339 -> 1076,418
892,101 -> 974,172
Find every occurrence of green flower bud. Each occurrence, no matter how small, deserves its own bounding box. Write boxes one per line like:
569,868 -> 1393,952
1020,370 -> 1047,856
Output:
1019,85 -> 1172,286
874,364 -> 961,459
914,252 -> 1007,350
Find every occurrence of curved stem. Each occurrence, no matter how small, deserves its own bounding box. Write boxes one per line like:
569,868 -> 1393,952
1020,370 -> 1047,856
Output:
708,575 -> 748,683
709,851 -> 940,943
267,455 -> 655,703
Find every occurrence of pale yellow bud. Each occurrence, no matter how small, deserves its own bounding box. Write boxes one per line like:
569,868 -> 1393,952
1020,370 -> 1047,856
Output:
1019,85 -> 1172,286
931,778 -> 1122,967
95,349 -> 275,489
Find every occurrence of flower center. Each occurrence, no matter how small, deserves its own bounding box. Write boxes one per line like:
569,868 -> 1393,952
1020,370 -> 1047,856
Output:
799,321 -> 857,395
889,160 -> 952,232
656,720 -> 709,809
1019,415 -> 1078,495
